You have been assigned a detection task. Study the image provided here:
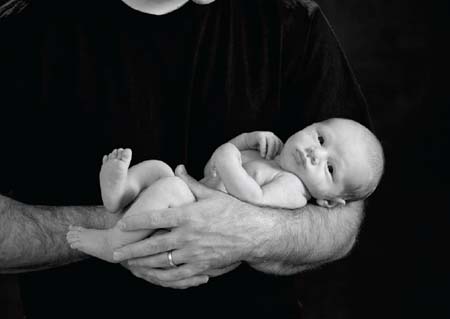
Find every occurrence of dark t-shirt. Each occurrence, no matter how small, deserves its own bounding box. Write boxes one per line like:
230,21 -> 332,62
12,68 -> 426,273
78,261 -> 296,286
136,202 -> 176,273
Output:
0,0 -> 370,318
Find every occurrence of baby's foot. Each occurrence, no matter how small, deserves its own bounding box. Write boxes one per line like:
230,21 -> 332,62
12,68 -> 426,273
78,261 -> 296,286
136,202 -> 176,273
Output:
100,148 -> 132,212
67,226 -> 116,263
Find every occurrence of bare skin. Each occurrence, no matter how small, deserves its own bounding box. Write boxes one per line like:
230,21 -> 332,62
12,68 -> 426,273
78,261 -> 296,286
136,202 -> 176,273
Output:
99,148 -> 134,213
68,123 -> 376,265
0,197 -> 119,274
67,149 -> 193,264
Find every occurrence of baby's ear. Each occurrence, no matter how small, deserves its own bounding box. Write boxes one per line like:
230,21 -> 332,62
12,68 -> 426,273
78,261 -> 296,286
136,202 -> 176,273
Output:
316,198 -> 346,208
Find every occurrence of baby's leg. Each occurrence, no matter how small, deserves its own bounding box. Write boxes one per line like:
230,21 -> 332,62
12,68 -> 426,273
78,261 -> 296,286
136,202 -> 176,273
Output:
100,148 -> 174,212
67,176 -> 195,263
99,148 -> 133,212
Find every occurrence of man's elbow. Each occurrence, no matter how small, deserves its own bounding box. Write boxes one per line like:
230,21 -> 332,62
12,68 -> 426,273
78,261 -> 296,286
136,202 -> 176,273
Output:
332,201 -> 364,261
334,234 -> 357,261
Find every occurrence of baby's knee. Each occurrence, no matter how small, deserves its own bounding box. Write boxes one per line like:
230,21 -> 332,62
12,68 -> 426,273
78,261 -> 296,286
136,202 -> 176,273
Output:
144,160 -> 174,177
128,160 -> 174,191
159,176 -> 188,194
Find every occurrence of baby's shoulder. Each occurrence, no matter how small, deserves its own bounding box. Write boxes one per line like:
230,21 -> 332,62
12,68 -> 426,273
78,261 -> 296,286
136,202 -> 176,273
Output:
275,170 -> 305,185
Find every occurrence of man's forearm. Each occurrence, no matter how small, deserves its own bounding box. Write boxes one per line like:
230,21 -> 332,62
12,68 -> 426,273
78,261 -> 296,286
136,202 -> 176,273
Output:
0,194 -> 119,273
246,201 -> 364,275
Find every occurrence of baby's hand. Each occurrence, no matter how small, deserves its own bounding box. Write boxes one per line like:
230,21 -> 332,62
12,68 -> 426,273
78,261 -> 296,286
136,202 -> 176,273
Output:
246,132 -> 283,160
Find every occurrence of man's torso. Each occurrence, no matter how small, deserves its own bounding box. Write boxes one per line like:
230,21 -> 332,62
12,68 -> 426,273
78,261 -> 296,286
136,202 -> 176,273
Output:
0,1 -> 307,318
0,1 -> 370,318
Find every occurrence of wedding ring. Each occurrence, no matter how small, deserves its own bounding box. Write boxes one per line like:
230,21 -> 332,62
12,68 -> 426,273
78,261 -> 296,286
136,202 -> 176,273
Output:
167,250 -> 177,268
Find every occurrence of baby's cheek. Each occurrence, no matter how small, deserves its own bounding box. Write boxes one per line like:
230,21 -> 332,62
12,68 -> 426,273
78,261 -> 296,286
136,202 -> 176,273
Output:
304,175 -> 326,197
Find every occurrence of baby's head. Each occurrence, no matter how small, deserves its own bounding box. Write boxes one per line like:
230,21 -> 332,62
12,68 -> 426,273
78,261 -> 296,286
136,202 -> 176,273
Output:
278,118 -> 384,208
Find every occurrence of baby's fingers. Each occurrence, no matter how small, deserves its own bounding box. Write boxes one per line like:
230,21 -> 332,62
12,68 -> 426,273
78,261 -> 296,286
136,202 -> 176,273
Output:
275,138 -> 284,156
266,138 -> 276,159
259,138 -> 267,158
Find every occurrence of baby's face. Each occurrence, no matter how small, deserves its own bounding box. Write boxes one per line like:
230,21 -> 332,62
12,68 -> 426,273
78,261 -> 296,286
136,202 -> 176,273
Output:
278,119 -> 372,202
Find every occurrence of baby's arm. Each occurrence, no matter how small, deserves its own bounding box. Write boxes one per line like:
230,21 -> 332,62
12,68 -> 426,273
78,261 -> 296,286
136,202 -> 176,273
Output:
204,132 -> 282,177
211,143 -> 260,201
258,174 -> 308,209
212,143 -> 307,209
228,132 -> 283,159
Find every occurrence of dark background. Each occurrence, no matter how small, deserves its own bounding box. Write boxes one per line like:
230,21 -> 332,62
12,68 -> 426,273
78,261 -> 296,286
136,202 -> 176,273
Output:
298,0 -> 450,318
1,0 -> 449,318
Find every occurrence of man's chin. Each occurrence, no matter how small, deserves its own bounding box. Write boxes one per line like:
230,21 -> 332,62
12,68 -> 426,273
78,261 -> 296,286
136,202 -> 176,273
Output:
191,0 -> 216,4
121,0 -> 190,16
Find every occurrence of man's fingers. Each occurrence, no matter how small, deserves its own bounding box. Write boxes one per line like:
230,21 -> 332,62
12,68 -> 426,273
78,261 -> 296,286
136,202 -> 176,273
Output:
166,276 -> 209,289
175,165 -> 214,200
119,209 -> 182,231
127,253 -> 169,268
203,262 -> 241,277
143,264 -> 203,282
113,232 -> 179,262
153,275 -> 209,290
127,264 -> 209,289
128,248 -> 186,268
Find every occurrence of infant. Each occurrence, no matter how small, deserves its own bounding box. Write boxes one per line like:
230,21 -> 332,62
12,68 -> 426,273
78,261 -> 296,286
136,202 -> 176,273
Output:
67,118 -> 384,263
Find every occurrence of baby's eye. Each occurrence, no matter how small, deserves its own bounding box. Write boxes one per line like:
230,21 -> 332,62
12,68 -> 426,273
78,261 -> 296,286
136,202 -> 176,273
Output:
327,163 -> 334,175
318,135 -> 324,145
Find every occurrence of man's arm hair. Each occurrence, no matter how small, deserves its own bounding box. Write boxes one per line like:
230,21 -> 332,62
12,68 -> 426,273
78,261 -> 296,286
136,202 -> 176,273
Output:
231,3 -> 367,275
0,0 -> 28,18
246,200 -> 364,275
0,194 -> 119,273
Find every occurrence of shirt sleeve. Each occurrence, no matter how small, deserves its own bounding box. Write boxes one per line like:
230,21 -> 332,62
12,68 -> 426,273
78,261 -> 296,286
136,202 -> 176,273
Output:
0,0 -> 29,18
280,0 -> 372,133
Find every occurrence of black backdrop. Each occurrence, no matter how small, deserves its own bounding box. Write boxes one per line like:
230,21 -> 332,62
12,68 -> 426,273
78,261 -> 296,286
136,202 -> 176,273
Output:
297,0 -> 450,318
1,0 -> 449,318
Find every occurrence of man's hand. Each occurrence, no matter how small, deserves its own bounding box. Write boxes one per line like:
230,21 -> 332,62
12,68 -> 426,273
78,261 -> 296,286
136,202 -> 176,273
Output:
122,260 -> 241,289
113,165 -> 272,288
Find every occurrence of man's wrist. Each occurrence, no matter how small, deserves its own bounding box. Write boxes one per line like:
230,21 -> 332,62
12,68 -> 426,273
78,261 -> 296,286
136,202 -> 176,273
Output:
101,207 -> 122,228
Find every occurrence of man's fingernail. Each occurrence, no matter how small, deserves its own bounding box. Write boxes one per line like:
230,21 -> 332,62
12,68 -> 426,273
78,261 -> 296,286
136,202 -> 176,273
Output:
117,221 -> 126,230
113,252 -> 123,261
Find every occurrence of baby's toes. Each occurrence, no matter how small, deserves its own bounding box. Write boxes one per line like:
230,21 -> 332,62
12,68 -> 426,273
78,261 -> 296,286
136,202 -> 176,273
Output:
121,148 -> 132,162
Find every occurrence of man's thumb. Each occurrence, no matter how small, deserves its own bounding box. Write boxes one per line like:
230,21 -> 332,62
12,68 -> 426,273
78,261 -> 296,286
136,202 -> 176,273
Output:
175,164 -> 213,199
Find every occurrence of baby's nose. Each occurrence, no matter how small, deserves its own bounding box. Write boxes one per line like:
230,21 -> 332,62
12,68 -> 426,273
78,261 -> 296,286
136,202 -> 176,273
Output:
306,147 -> 326,165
